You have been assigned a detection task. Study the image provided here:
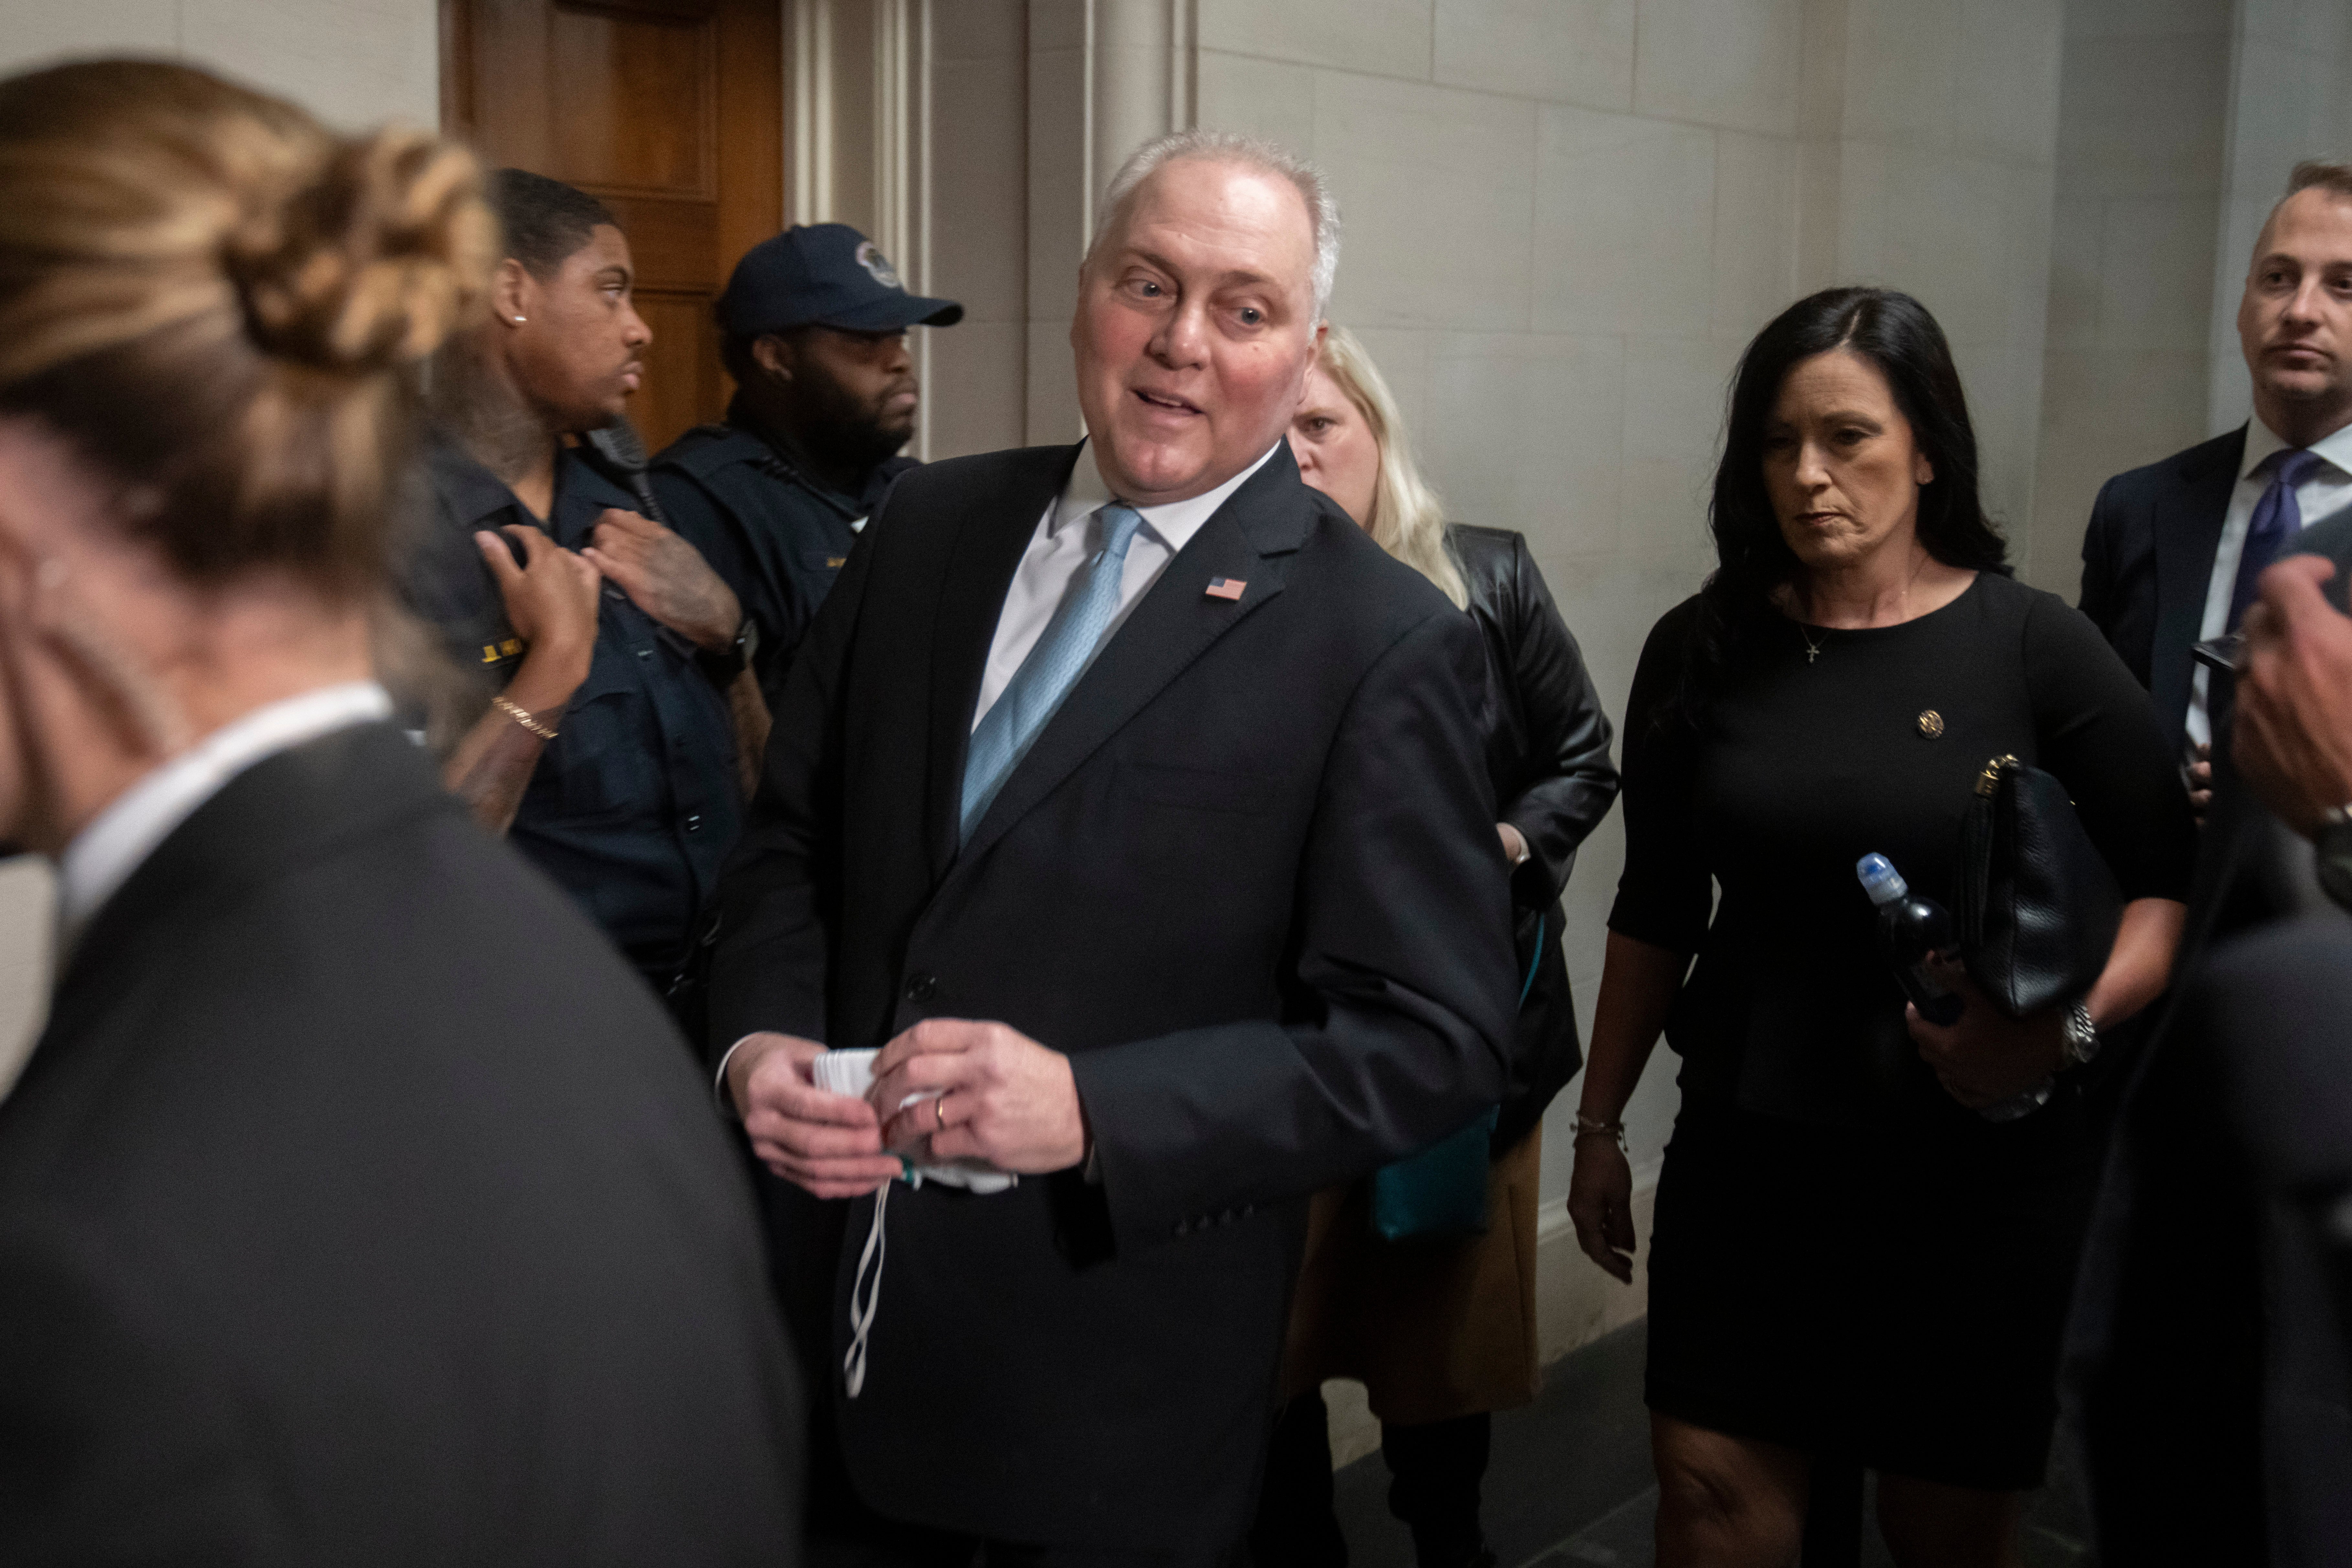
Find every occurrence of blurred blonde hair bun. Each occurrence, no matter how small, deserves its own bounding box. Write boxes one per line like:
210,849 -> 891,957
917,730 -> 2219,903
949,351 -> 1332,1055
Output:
229,122 -> 496,377
0,58 -> 496,596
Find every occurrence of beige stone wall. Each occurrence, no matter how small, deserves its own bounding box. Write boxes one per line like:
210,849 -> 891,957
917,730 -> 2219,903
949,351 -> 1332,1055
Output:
0,0 -> 439,129
927,0 -> 1035,460
2025,0 -> 2234,595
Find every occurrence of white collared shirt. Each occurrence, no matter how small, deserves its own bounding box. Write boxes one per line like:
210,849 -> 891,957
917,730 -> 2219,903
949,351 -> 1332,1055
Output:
55,681 -> 394,950
971,439 -> 1281,730
2185,417 -> 2352,749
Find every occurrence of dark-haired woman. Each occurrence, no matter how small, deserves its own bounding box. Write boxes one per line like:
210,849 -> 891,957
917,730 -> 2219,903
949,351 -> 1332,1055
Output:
1566,288 -> 2193,1567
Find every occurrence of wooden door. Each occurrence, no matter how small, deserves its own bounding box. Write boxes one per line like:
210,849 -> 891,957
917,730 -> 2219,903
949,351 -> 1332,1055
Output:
441,0 -> 782,451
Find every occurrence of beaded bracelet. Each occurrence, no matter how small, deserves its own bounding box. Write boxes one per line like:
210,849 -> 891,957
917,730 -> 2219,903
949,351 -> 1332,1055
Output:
1572,1113 -> 1628,1153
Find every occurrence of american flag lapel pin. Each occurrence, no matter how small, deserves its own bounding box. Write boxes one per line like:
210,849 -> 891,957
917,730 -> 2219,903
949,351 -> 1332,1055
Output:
1206,577 -> 1247,601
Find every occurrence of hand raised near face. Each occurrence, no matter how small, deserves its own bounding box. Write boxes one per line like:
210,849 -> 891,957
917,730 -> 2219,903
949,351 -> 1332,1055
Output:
2237,554 -> 2352,837
581,507 -> 741,653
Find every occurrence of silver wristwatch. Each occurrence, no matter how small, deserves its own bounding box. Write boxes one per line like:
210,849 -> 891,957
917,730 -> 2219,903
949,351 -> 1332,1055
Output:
2058,1000 -> 2101,1070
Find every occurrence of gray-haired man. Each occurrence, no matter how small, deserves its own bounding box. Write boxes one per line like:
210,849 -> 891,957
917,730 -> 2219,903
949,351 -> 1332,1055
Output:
707,131 -> 1516,1562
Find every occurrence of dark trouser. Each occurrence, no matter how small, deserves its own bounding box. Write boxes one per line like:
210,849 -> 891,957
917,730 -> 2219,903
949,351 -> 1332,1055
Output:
808,1518 -> 1238,1568
1248,1389 -> 1493,1568
805,1430 -> 1239,1568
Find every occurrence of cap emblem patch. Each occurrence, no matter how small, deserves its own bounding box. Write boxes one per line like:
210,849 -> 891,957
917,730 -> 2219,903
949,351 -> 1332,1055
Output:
855,240 -> 903,289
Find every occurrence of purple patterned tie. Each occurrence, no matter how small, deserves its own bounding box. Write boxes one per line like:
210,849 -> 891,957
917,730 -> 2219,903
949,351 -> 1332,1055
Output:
2229,447 -> 2326,629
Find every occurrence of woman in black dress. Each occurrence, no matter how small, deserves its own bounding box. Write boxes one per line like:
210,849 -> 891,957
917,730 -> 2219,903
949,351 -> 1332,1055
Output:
1566,288 -> 2194,1566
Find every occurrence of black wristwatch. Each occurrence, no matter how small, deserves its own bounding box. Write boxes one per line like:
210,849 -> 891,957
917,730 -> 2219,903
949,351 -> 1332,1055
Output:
2315,805 -> 2352,912
697,616 -> 760,687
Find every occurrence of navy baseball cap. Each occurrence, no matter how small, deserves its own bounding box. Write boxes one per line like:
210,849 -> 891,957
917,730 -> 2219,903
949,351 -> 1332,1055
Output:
717,223 -> 963,336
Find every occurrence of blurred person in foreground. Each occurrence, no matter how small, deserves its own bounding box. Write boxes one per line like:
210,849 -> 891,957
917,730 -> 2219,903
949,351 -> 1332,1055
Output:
1569,287 -> 2192,1567
2065,174 -> 2352,1554
402,169 -> 765,1011
0,60 -> 799,1563
1252,326 -> 1619,1568
653,223 -> 962,706
2069,533 -> 2352,1564
2080,161 -> 2352,825
708,129 -> 1514,1564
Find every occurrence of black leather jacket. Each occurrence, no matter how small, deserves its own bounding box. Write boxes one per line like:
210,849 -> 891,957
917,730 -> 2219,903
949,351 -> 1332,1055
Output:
1452,524 -> 1621,1147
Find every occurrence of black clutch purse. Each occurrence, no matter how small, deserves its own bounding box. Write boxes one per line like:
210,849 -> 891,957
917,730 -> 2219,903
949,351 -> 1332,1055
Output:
1953,755 -> 2123,1018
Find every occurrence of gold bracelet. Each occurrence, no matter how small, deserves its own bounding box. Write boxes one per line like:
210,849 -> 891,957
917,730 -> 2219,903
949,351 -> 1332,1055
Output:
493,694 -> 557,741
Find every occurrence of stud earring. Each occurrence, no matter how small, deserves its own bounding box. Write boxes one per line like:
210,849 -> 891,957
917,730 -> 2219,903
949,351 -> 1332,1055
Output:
512,315 -> 527,324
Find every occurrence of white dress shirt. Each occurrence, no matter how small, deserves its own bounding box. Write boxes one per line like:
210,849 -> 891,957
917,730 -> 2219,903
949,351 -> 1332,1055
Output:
971,439 -> 1282,730
55,681 -> 393,950
2184,417 -> 2352,748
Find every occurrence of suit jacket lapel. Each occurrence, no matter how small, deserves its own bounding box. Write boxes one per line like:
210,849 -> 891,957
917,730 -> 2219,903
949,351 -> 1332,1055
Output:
2151,425 -> 2246,743
924,445 -> 1086,880
956,448 -> 1318,868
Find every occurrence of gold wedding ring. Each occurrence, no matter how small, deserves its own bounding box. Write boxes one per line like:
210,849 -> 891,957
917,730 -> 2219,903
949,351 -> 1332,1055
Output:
933,1093 -> 948,1132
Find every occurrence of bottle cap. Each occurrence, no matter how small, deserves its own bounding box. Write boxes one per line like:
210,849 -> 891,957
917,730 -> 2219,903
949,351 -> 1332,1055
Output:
1855,852 -> 1908,905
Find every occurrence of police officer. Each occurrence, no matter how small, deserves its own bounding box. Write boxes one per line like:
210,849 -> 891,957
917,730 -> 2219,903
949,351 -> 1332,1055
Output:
401,169 -> 761,1014
651,223 -> 962,704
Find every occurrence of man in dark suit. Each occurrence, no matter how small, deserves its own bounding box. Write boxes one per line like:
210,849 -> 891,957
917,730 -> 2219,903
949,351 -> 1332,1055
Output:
708,129 -> 1515,1564
2080,160 -> 2352,818
2069,530 -> 2352,1563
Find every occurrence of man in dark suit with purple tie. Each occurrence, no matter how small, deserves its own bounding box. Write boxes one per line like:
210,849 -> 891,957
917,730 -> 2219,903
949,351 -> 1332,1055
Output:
2069,163 -> 2352,1565
2079,161 -> 2352,821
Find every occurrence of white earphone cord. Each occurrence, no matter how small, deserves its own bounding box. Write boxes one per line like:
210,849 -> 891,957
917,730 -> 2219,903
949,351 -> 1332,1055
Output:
842,1179 -> 889,1398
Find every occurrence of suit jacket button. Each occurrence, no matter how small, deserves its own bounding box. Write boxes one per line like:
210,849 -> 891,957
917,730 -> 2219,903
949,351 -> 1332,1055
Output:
904,973 -> 937,1003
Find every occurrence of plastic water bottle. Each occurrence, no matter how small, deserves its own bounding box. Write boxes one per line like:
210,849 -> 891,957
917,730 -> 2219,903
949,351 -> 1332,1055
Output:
1855,853 -> 1964,1027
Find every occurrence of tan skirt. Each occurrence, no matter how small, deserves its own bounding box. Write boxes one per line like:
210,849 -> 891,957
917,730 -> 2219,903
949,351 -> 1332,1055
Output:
1277,1126 -> 1543,1426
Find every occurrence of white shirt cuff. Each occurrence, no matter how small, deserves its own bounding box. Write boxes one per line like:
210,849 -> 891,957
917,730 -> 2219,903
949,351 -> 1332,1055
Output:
713,1034 -> 760,1119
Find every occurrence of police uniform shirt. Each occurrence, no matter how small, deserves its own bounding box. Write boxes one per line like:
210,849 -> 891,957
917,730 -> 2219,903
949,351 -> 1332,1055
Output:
400,431 -> 743,985
650,399 -> 916,706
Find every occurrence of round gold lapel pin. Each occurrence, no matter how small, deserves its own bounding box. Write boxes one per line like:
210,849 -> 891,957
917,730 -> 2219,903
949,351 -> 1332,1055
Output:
1917,709 -> 1944,739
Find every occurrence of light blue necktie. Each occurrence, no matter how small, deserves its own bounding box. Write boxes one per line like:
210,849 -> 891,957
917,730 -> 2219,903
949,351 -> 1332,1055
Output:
960,503 -> 1146,842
